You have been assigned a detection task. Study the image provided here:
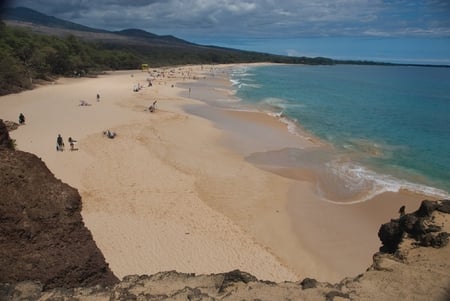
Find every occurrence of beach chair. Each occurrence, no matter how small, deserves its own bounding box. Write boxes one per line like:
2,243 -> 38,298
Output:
79,100 -> 90,106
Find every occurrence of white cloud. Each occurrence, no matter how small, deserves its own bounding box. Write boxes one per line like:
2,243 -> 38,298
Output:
8,0 -> 450,38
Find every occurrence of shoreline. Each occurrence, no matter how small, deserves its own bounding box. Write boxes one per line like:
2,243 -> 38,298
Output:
0,64 -> 441,284
179,65 -> 440,279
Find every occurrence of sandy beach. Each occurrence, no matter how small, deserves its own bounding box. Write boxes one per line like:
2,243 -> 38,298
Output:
0,64 -> 435,283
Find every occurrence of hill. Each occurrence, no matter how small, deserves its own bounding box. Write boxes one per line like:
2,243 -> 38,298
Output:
1,6 -> 108,33
1,6 -> 325,64
0,6 -> 335,95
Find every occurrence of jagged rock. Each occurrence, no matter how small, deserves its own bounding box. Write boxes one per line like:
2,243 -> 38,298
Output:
218,269 -> 259,293
325,290 -> 350,301
3,120 -> 19,132
378,200 -> 450,253
0,281 -> 43,301
300,278 -> 319,289
0,134 -> 118,289
419,232 -> 450,248
378,219 -> 403,253
0,119 -> 15,149
437,200 -> 450,214
399,213 -> 418,233
415,200 -> 438,217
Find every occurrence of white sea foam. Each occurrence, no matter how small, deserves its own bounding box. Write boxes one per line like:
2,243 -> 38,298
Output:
230,79 -> 240,86
267,111 -> 284,118
266,110 -> 312,140
239,83 -> 261,88
321,160 -> 450,204
280,116 -> 301,136
230,67 -> 253,80
235,72 -> 254,77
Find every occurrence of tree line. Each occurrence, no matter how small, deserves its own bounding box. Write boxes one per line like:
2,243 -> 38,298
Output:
0,22 -> 337,96
0,22 -> 144,95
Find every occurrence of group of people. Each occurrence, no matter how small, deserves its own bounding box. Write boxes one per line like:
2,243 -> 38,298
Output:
133,83 -> 143,92
103,130 -> 116,139
80,93 -> 100,106
57,134 -> 77,151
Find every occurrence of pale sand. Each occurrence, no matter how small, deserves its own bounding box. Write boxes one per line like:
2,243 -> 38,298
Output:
0,64 -> 437,284
1,66 -> 311,282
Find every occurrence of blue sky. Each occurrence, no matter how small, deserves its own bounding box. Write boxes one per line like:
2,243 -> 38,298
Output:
5,0 -> 450,64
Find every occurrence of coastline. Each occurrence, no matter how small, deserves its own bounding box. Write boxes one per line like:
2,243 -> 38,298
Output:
178,65 -> 439,279
0,63 -> 440,284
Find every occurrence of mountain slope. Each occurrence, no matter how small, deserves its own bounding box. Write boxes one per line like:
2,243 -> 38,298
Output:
0,6 -> 334,95
1,6 -> 322,63
2,7 -> 220,50
2,6 -> 108,33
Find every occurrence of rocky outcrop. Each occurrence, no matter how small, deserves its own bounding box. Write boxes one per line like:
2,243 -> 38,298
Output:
0,270 -> 335,301
378,200 -> 450,253
0,120 -> 118,290
0,119 -> 15,149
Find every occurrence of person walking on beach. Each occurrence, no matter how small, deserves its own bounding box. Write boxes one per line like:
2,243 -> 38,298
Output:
56,134 -> 64,151
97,93 -> 100,102
18,113 -> 25,125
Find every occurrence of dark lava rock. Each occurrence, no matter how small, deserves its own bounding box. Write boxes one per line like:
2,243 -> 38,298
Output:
0,119 -> 15,149
0,120 -> 118,289
415,200 -> 438,217
325,290 -> 350,300
437,200 -> 450,214
378,219 -> 403,253
300,277 -> 319,289
378,200 -> 450,254
218,270 -> 259,293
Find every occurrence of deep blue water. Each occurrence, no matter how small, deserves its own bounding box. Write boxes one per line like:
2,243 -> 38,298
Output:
230,64 -> 450,199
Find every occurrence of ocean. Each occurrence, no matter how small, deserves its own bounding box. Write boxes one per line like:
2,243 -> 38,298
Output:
227,64 -> 450,202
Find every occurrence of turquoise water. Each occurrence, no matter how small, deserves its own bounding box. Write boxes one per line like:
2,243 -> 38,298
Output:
230,64 -> 450,200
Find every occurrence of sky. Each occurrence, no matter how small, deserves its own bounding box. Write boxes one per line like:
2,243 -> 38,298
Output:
4,0 -> 450,64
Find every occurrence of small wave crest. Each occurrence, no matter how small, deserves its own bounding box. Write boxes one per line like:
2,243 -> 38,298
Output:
230,79 -> 240,86
240,83 -> 261,88
230,66 -> 253,77
319,160 -> 450,204
262,100 -> 315,141
229,79 -> 260,89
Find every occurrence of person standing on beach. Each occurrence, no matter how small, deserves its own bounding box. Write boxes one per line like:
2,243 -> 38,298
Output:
97,93 -> 100,102
56,134 -> 64,151
18,113 -> 25,125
